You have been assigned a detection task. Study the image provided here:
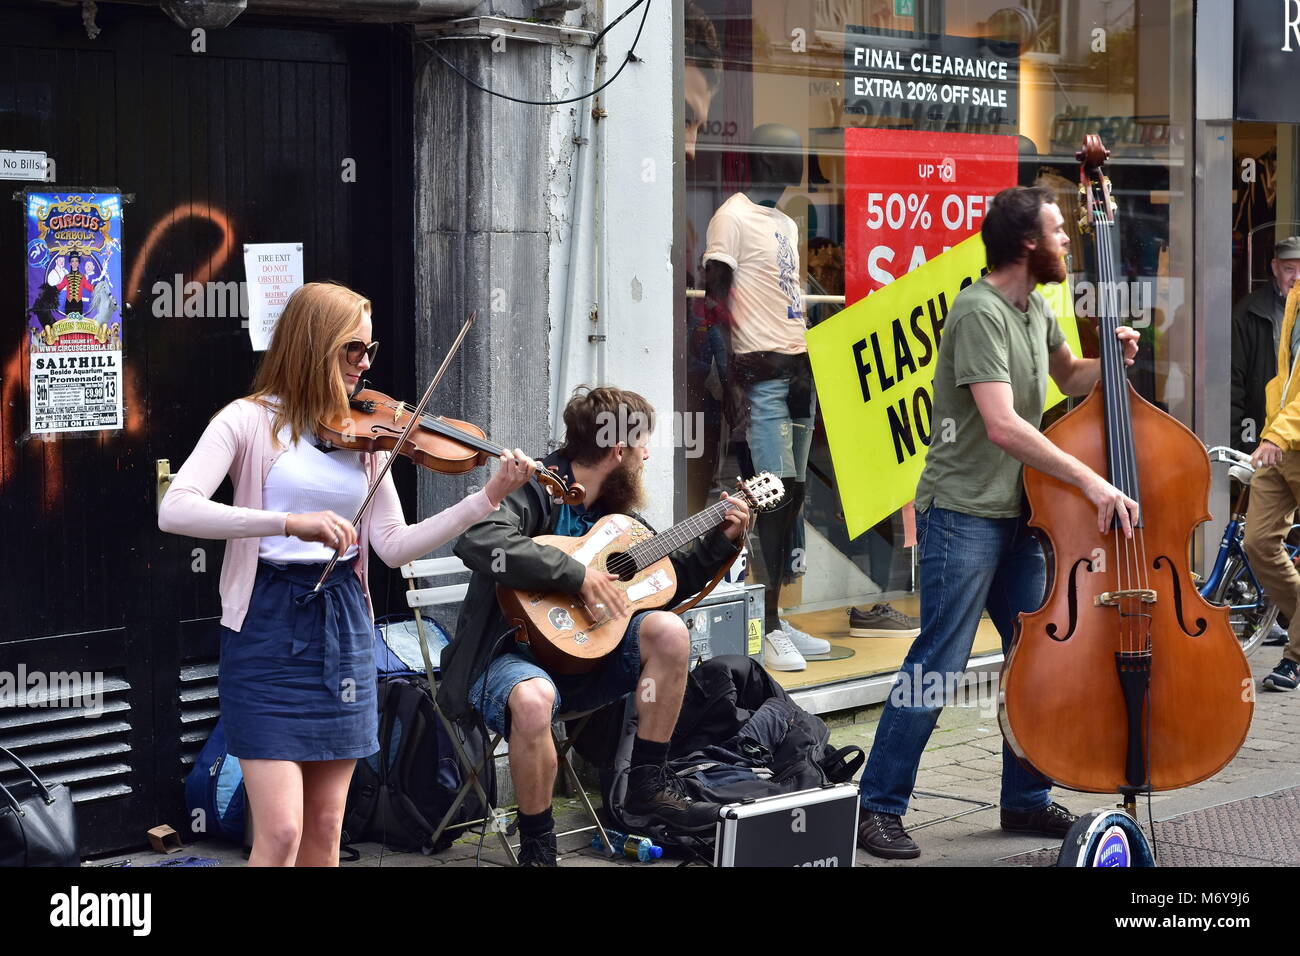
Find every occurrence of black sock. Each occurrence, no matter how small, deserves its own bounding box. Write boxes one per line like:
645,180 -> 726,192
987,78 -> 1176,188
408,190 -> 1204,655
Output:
630,735 -> 669,770
517,807 -> 553,840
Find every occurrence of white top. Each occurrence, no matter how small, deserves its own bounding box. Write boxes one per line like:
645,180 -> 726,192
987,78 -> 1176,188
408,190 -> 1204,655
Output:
258,421 -> 368,563
157,397 -> 499,633
702,192 -> 806,355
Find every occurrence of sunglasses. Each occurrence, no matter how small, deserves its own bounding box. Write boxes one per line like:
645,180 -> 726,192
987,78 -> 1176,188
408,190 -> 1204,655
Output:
342,340 -> 379,365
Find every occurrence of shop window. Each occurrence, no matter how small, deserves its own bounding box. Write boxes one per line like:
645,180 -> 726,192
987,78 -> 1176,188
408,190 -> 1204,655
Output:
680,0 -> 1194,664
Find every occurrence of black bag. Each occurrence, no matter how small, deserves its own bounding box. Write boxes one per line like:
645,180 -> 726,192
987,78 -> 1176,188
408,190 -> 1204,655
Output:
343,676 -> 496,853
0,744 -> 79,867
601,656 -> 863,848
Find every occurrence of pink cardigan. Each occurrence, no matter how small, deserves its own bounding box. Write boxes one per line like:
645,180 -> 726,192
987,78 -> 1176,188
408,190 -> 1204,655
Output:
157,398 -> 497,632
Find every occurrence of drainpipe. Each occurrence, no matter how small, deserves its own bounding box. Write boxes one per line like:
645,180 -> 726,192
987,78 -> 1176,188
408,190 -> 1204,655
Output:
238,0 -> 480,18
551,4 -> 603,440
45,0 -> 482,22
592,3 -> 609,391
592,23 -> 608,390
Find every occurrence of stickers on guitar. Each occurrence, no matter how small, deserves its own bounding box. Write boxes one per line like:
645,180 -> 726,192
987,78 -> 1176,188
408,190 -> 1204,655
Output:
626,569 -> 672,603
572,515 -> 633,566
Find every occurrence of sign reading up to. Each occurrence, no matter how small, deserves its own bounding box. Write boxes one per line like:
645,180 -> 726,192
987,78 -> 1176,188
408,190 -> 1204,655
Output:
844,127 -> 1016,301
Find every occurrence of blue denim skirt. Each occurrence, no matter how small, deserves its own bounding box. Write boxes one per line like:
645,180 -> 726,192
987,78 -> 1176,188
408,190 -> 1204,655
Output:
218,558 -> 378,762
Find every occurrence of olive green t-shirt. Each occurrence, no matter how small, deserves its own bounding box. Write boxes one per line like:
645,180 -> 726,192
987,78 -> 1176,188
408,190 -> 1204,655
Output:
914,277 -> 1067,518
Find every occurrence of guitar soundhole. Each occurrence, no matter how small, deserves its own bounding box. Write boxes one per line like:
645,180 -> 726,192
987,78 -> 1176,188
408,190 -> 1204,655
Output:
604,551 -> 636,582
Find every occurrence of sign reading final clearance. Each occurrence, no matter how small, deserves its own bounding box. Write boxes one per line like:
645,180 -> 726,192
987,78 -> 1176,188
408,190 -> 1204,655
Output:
806,234 -> 1082,540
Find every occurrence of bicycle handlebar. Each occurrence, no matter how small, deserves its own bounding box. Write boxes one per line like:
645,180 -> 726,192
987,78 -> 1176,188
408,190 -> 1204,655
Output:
1206,445 -> 1253,467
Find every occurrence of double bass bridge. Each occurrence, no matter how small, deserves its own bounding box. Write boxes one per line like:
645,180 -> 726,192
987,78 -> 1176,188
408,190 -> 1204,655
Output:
1094,588 -> 1156,607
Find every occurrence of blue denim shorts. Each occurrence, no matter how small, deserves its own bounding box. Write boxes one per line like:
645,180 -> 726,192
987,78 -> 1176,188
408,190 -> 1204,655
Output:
469,610 -> 649,737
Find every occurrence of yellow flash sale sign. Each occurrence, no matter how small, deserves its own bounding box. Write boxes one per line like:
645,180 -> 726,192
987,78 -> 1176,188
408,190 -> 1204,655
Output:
806,233 -> 1082,539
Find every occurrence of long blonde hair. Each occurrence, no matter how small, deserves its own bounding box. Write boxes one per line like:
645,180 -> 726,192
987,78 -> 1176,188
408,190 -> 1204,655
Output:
247,281 -> 371,447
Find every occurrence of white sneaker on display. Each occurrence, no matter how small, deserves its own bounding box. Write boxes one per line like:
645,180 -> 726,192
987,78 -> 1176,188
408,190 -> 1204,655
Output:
764,629 -> 806,672
779,618 -> 830,657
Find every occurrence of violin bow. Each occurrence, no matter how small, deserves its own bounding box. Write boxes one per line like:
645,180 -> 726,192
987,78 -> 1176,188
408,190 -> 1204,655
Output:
311,311 -> 478,592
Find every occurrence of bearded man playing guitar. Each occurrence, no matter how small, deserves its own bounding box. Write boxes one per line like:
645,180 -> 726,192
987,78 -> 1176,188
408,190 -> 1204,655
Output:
437,386 -> 751,866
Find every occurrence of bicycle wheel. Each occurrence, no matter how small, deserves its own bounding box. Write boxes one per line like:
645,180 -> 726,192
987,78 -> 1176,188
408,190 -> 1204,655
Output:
1205,554 -> 1278,658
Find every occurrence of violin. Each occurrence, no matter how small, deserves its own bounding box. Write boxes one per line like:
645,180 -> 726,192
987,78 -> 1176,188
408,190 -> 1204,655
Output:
317,385 -> 584,505
999,136 -> 1252,803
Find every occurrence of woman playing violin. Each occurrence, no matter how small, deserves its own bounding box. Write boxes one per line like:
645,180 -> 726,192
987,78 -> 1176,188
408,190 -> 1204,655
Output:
159,281 -> 536,866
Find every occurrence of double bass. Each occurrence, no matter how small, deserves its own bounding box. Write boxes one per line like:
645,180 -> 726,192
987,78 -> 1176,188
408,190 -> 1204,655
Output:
1000,136 -> 1253,806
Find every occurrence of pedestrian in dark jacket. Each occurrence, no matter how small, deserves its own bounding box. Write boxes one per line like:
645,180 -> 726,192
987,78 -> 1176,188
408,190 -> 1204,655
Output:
437,386 -> 751,865
1232,237 -> 1300,451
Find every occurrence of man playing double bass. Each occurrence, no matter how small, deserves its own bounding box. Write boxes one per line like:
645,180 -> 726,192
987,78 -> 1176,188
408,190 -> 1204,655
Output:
857,185 -> 1141,860
437,386 -> 751,866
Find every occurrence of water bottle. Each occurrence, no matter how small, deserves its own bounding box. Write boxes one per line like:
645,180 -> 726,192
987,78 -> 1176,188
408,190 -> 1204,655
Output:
591,828 -> 663,862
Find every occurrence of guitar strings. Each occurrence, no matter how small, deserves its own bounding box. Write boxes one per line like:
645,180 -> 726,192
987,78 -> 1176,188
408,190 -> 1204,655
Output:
603,499 -> 735,576
602,482 -> 776,577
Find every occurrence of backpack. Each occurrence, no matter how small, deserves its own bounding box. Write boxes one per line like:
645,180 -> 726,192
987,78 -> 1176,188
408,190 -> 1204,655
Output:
600,656 -> 863,849
344,612 -> 497,854
343,674 -> 497,853
184,719 -> 248,843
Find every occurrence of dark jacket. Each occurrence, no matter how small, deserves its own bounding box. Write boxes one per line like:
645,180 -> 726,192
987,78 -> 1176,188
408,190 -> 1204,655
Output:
436,453 -> 739,722
1232,283 -> 1283,452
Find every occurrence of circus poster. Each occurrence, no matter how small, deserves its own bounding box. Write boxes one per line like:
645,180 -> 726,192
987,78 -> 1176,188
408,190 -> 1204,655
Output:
24,190 -> 124,433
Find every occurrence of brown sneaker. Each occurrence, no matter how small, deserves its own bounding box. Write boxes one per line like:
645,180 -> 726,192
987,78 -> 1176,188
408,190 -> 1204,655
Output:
624,766 -> 720,834
848,603 -> 920,638
857,810 -> 921,859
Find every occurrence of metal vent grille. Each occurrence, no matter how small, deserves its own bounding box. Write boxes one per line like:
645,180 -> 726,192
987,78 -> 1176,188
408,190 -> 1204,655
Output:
178,657 -> 220,779
0,670 -> 133,804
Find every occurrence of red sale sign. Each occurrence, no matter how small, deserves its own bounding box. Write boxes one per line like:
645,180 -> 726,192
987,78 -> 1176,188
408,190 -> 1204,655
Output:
844,128 -> 1017,303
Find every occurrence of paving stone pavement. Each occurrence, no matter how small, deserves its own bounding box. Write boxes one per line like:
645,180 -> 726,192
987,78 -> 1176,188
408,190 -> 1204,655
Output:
834,648 -> 1300,867
92,650 -> 1300,869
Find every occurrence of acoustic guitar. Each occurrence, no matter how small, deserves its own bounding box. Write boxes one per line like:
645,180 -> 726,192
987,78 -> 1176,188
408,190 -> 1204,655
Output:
498,472 -> 785,675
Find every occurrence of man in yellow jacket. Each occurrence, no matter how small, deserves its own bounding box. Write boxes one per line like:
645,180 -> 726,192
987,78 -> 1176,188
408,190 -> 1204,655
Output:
1245,280 -> 1300,689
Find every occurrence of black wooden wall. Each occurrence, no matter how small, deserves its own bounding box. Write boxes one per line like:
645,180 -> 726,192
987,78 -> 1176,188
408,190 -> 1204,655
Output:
0,0 -> 416,855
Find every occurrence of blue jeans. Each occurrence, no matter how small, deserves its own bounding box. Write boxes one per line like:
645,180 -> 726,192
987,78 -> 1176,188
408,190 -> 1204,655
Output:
470,611 -> 647,737
746,377 -> 815,481
858,505 -> 1054,816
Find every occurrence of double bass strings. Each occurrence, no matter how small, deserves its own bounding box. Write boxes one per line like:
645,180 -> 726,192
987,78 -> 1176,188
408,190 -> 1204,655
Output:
1098,217 -> 1144,656
1098,198 -> 1157,805
1095,206 -> 1152,657
1095,215 -> 1131,655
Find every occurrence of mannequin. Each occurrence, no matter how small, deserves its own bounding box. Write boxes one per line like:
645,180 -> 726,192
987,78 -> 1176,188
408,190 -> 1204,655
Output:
702,124 -> 821,667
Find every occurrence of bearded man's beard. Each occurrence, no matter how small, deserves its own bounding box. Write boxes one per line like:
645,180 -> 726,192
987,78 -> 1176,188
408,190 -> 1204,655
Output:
1029,241 -> 1068,285
599,454 -> 647,515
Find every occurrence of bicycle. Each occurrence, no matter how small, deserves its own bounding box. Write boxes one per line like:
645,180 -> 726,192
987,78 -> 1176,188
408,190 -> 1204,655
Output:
1200,446 -> 1300,657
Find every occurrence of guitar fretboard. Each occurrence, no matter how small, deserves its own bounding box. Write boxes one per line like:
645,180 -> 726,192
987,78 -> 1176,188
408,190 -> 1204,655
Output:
625,500 -> 731,570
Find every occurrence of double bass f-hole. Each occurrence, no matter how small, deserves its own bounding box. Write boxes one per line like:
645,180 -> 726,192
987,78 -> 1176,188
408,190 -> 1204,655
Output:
1153,555 -> 1208,637
1046,556 -> 1097,642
